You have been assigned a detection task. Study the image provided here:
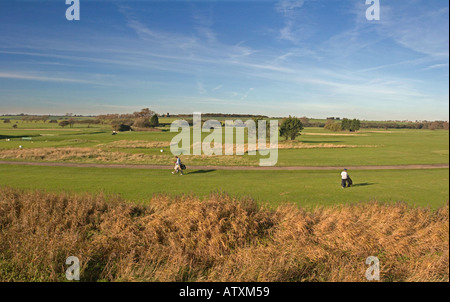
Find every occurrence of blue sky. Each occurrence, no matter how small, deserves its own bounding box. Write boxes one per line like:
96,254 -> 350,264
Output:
0,0 -> 448,120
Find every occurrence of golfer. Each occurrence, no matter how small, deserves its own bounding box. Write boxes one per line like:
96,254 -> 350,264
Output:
341,168 -> 350,188
172,156 -> 184,175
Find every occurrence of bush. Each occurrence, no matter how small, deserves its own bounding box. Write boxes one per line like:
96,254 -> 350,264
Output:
149,114 -> 159,127
59,121 -> 70,128
112,123 -> 132,132
132,118 -> 151,128
324,120 -> 342,132
279,116 -> 303,140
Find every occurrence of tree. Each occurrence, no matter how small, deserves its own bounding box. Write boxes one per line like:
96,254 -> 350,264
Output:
341,118 -> 360,131
133,108 -> 155,118
59,121 -> 70,128
350,119 -> 361,131
78,119 -> 99,128
279,116 -> 303,140
324,120 -> 342,132
68,118 -> 76,128
300,116 -> 310,126
149,114 -> 159,128
341,118 -> 351,131
132,118 -> 151,128
112,122 -> 132,132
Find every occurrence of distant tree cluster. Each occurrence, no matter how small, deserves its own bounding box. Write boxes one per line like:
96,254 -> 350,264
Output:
174,113 -> 268,118
324,118 -> 361,132
341,118 -> 361,132
96,108 -> 156,124
21,115 -> 49,123
360,120 -> 449,130
77,119 -> 100,128
97,108 -> 159,132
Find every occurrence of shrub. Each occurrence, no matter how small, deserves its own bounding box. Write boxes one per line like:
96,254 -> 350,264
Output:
132,118 -> 151,128
324,120 -> 342,132
149,114 -> 159,128
112,123 -> 132,132
279,116 -> 303,140
59,121 -> 70,128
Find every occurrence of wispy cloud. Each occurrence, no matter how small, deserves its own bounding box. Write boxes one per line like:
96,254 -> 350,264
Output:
275,0 -> 310,44
240,88 -> 254,100
0,72 -> 112,86
212,85 -> 223,91
197,82 -> 207,95
422,63 -> 449,71
377,6 -> 449,58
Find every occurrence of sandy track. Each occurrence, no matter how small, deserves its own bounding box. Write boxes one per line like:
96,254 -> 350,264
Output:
0,161 -> 448,171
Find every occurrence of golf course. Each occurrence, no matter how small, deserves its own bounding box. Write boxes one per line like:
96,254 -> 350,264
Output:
0,117 -> 448,209
0,116 -> 448,282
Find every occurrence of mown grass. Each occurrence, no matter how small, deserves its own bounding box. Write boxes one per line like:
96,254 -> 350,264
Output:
0,165 -> 447,209
0,123 -> 448,166
0,187 -> 447,282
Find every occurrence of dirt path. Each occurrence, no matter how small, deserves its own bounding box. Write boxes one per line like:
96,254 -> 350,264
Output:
0,160 -> 448,171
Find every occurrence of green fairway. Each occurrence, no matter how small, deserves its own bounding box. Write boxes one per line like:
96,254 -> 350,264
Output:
0,122 -> 448,167
1,121 -> 448,209
0,164 -> 447,209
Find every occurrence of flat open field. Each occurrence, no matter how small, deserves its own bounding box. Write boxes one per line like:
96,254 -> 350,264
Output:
0,119 -> 448,208
0,120 -> 448,167
0,120 -> 448,282
0,165 -> 448,209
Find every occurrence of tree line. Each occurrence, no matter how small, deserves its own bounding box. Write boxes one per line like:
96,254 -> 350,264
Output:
95,108 -> 159,131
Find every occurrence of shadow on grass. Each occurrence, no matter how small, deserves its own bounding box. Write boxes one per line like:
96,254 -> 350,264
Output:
350,182 -> 376,187
299,140 -> 344,144
188,169 -> 216,175
0,134 -> 41,140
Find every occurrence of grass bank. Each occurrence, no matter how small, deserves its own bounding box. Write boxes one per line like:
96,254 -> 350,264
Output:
0,187 -> 447,282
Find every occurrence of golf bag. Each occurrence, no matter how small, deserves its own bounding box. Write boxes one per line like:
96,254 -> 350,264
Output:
347,176 -> 352,187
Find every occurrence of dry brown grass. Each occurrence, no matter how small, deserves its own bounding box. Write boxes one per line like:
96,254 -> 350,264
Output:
303,132 -> 367,136
0,147 -> 150,163
0,147 -> 182,165
0,147 -> 257,166
0,187 -> 448,282
97,140 -> 171,149
193,141 -> 376,155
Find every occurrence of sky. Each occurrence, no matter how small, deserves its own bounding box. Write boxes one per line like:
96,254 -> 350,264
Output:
0,0 -> 448,120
